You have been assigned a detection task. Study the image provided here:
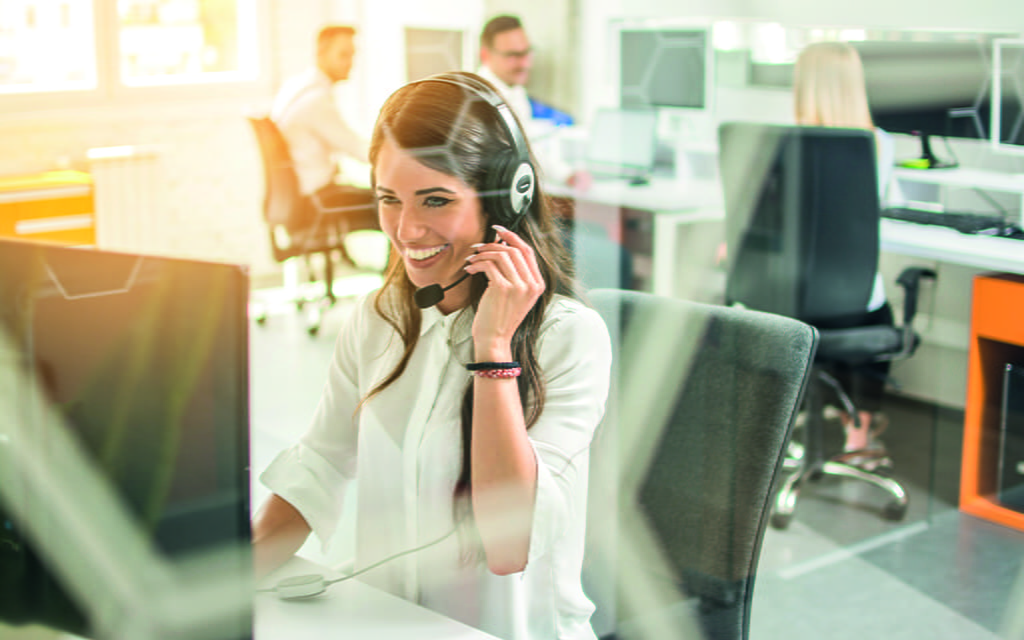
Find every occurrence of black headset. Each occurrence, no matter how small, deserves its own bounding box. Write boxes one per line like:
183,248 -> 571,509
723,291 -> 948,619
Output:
408,71 -> 536,230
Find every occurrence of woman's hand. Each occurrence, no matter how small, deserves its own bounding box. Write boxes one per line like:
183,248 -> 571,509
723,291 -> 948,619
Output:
465,224 -> 545,359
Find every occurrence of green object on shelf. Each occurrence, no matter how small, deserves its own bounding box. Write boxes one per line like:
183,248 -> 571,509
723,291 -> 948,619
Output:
899,158 -> 932,169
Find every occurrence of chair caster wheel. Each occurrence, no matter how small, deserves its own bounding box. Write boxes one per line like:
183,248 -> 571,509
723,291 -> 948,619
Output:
307,325 -> 319,337
882,501 -> 907,522
254,315 -> 267,326
770,511 -> 793,530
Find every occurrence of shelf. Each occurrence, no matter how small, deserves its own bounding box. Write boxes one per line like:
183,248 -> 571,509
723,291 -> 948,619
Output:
961,273 -> 1024,532
0,170 -> 96,247
893,166 -> 1024,192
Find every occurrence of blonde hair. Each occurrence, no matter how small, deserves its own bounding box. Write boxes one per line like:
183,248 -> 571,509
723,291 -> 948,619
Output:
793,42 -> 874,129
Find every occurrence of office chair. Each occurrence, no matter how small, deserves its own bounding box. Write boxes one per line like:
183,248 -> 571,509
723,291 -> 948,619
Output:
585,289 -> 817,640
247,116 -> 380,336
718,122 -> 936,528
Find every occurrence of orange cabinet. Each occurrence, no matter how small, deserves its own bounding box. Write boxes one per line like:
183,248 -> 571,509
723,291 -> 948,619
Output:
0,170 -> 95,246
961,273 -> 1024,531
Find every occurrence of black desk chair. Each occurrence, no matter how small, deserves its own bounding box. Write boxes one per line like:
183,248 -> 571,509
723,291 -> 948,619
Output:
247,116 -> 380,336
585,289 -> 817,640
718,122 -> 936,528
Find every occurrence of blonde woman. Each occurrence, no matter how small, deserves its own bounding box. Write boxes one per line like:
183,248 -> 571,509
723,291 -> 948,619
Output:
793,41 -> 894,467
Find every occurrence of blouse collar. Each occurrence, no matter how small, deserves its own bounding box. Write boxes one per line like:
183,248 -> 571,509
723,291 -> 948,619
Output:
419,305 -> 474,345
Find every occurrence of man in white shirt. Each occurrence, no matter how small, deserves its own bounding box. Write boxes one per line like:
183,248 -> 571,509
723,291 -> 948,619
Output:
477,16 -> 589,190
271,25 -> 375,230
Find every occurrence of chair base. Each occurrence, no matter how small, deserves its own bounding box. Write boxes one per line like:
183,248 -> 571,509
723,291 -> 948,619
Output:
770,458 -> 909,530
770,369 -> 911,530
252,246 -> 369,336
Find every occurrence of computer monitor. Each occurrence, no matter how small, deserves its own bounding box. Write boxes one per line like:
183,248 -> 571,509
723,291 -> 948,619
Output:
993,38 -> 1024,154
0,240 -> 252,638
619,27 -> 710,111
584,108 -> 659,181
857,39 -> 1020,168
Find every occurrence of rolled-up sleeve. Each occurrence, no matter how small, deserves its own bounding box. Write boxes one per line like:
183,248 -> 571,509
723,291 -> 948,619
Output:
526,303 -> 612,563
259,297 -> 366,548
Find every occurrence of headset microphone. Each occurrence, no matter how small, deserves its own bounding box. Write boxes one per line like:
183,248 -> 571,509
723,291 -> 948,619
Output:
414,272 -> 471,309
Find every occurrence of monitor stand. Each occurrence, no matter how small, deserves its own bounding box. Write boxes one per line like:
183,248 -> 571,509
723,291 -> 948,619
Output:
914,133 -> 958,169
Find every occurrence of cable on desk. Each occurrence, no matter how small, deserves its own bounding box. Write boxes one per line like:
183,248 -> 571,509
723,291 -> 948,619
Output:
257,527 -> 459,600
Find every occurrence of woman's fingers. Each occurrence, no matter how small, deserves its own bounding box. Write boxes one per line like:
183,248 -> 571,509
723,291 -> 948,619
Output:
466,248 -> 521,286
492,225 -> 543,285
470,226 -> 543,289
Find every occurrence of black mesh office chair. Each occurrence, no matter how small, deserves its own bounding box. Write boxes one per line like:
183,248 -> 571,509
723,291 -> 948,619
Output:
585,289 -> 817,640
718,122 -> 936,528
247,116 -> 380,336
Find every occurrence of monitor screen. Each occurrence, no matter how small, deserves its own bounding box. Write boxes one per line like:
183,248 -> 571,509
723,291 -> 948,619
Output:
585,108 -> 659,178
620,28 -> 708,110
857,40 -> 1023,158
0,240 -> 252,637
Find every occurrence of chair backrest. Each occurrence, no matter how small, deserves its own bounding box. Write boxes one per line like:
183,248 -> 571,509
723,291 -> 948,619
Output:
585,288 -> 818,640
247,116 -> 305,229
719,122 -> 879,325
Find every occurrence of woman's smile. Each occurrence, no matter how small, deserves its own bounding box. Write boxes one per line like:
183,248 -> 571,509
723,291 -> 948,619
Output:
404,243 -> 451,263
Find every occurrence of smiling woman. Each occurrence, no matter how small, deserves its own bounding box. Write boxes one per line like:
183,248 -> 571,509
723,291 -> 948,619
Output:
252,72 -> 613,640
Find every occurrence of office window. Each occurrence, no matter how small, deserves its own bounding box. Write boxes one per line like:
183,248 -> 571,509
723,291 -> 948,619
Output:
118,0 -> 258,86
0,0 -> 97,94
0,0 -> 259,104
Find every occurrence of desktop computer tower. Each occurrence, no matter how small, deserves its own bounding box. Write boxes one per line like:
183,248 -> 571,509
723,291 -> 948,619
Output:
998,363 -> 1024,512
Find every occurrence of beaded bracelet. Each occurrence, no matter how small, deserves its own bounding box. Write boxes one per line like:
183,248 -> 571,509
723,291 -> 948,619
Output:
466,361 -> 522,378
466,361 -> 520,371
473,367 -> 522,379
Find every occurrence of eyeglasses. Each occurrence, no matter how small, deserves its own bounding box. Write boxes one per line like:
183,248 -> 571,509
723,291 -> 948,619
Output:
491,47 -> 533,60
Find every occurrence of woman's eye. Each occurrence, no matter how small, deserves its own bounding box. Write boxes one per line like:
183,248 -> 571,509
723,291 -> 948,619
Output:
423,196 -> 452,209
377,195 -> 399,206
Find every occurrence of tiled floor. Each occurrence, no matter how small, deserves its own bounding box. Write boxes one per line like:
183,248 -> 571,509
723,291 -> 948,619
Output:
751,395 -> 1024,639
248,282 -> 1024,640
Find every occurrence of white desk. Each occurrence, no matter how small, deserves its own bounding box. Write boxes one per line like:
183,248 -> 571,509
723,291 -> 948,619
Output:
548,176 -> 724,297
548,175 -> 722,213
255,557 -> 499,639
892,165 -> 1024,226
880,219 -> 1024,274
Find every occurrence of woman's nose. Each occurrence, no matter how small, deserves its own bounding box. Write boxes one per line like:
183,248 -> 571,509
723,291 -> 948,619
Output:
394,206 -> 426,244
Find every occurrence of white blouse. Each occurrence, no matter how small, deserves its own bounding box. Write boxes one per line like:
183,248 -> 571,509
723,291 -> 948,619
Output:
261,292 -> 612,640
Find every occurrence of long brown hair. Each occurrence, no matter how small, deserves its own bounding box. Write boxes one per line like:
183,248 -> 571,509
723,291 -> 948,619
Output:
364,73 -> 579,503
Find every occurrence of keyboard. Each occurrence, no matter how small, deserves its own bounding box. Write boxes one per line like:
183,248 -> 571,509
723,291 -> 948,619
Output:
882,207 -> 1024,238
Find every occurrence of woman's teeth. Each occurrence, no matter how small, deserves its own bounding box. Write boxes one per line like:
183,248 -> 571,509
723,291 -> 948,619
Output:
406,244 -> 448,261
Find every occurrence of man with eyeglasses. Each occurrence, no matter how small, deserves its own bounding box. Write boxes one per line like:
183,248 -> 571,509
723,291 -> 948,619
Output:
478,15 -> 589,189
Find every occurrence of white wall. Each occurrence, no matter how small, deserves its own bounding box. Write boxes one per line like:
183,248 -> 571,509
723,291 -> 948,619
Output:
357,0 -> 484,127
741,0 -> 1024,32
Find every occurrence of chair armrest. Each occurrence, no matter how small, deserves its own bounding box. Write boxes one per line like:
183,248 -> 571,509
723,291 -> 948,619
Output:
895,266 -> 937,327
878,266 -> 936,363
